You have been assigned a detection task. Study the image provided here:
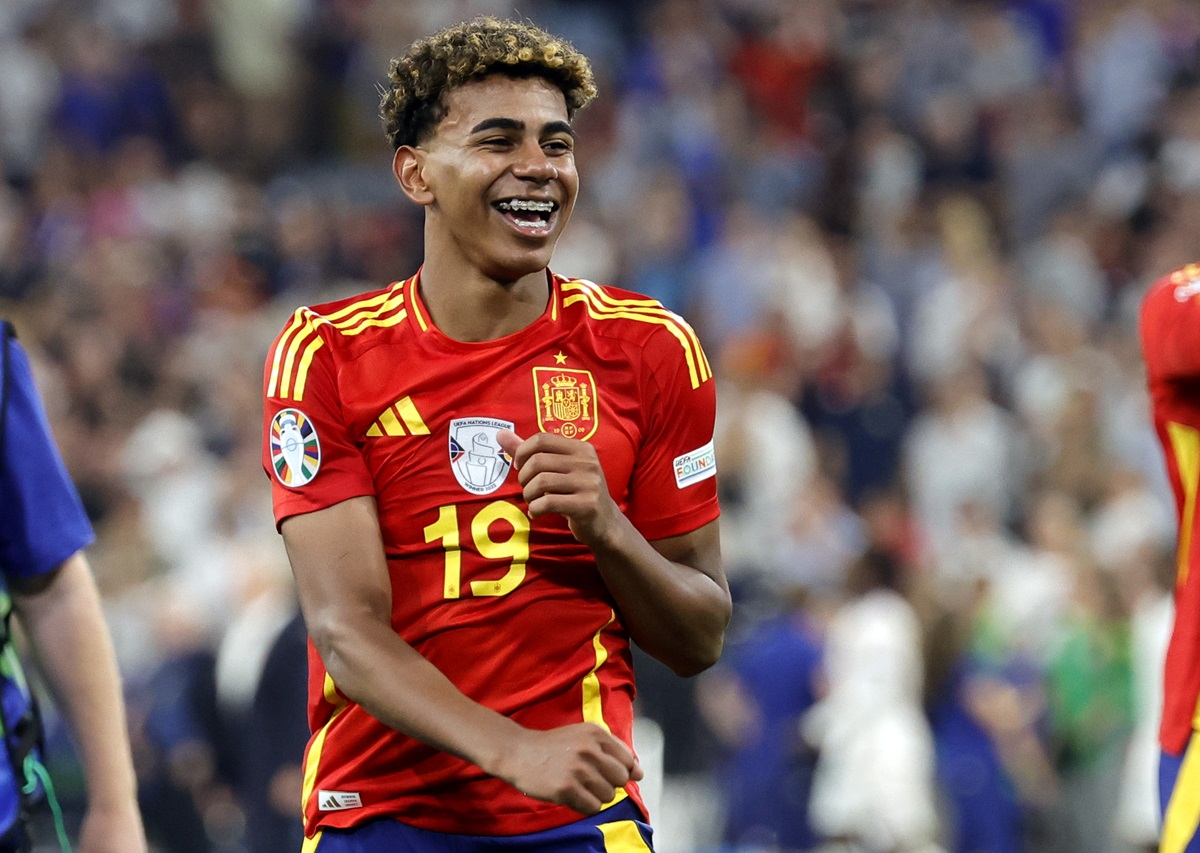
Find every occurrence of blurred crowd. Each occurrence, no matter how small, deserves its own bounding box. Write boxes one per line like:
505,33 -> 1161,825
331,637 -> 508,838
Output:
0,0 -> 1196,851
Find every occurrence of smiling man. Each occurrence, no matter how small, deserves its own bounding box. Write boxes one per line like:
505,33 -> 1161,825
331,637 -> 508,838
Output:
261,17 -> 729,853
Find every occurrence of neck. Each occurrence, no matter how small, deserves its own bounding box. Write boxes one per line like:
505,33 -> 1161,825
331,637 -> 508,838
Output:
418,256 -> 550,343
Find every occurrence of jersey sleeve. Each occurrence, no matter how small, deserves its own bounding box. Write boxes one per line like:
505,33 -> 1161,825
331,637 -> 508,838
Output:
624,323 -> 720,541
1141,267 -> 1200,381
262,311 -> 375,527
0,331 -> 93,579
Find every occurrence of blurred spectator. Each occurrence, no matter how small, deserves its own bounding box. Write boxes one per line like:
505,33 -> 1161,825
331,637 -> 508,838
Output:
713,331 -> 817,583
925,577 -> 1027,853
904,362 -> 1022,562
696,582 -> 824,853
1044,562 -> 1133,853
243,608 -> 308,853
1114,546 -> 1174,853
802,549 -> 942,853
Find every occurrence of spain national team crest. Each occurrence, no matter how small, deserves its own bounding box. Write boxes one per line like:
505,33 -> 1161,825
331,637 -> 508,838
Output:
270,408 -> 321,488
533,367 -> 598,440
448,418 -> 515,495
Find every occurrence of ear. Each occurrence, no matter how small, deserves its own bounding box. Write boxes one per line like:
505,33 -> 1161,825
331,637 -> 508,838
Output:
393,146 -> 434,206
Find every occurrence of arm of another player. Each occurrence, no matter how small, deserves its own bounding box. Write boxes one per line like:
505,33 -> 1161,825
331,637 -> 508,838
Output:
282,496 -> 643,815
498,430 -> 730,677
11,552 -> 146,853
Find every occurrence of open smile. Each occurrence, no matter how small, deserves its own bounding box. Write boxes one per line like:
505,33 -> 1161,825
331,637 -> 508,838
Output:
492,198 -> 559,235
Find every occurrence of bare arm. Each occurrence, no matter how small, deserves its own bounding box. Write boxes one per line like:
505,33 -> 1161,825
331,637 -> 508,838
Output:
282,496 -> 641,815
11,552 -> 145,853
499,431 -> 731,677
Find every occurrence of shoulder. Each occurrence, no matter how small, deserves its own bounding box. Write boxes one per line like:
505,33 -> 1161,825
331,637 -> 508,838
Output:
1140,263 -> 1200,338
265,280 -> 411,401
268,281 -> 412,360
556,274 -> 712,389
1141,263 -> 1200,314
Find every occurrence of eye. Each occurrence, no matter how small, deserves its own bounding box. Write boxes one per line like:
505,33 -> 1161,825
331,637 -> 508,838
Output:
481,136 -> 515,149
543,139 -> 573,155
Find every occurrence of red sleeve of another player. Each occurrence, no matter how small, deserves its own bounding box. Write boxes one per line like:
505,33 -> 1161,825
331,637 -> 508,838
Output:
625,330 -> 720,542
1141,268 -> 1200,381
262,314 -> 374,527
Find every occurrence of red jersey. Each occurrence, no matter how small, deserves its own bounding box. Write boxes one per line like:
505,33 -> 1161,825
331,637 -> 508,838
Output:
1140,262 -> 1200,754
262,271 -> 719,836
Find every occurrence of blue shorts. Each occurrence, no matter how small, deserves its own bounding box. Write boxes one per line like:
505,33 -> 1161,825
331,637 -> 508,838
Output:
303,800 -> 653,853
1162,735 -> 1200,853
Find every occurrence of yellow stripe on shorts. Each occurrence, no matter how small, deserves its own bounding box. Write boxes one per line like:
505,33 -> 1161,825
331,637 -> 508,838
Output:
1163,737 -> 1200,853
301,829 -> 322,853
597,819 -> 652,852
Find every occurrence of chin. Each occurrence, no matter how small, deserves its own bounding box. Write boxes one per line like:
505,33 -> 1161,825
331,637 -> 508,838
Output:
484,245 -> 556,282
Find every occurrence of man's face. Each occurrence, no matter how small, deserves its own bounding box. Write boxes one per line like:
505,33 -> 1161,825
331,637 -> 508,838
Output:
416,74 -> 579,281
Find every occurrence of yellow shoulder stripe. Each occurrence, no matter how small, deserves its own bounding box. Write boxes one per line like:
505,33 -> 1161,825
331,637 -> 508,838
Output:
267,286 -> 407,402
561,280 -> 711,389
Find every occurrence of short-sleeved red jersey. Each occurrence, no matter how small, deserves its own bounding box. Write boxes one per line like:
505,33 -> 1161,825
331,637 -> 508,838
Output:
262,271 -> 719,837
1140,262 -> 1200,754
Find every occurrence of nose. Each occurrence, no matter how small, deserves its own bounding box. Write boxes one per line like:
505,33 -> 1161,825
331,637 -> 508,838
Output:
512,140 -> 557,182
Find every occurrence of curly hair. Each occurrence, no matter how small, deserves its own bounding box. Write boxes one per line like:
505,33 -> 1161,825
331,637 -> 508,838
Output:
380,17 -> 598,150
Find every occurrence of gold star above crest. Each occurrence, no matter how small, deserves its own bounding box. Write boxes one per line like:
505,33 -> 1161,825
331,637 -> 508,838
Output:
553,352 -> 568,364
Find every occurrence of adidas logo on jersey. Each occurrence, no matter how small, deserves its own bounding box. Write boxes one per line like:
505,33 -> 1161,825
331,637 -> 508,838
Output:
317,790 -> 363,811
366,396 -> 430,437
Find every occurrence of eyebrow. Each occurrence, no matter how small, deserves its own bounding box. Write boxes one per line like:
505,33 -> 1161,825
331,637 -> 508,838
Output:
468,117 -> 577,138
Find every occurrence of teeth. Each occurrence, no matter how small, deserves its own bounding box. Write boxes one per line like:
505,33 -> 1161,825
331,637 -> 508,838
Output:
497,199 -> 554,213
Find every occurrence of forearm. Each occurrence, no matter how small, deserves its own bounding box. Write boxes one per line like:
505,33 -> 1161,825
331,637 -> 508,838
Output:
311,612 -> 524,776
13,553 -> 138,808
310,601 -> 643,815
589,517 -> 730,677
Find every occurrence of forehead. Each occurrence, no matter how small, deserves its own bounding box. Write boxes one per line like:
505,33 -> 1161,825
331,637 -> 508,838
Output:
436,75 -> 569,136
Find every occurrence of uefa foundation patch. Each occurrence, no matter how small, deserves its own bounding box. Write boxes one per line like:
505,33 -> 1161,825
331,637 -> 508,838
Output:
270,408 -> 321,487
674,439 -> 716,489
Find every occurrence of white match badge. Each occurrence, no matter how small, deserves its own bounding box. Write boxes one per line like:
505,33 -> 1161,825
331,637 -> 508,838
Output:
448,417 -> 514,495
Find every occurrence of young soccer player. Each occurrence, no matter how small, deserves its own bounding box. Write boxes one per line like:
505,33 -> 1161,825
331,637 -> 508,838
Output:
262,17 -> 729,851
1140,262 -> 1200,853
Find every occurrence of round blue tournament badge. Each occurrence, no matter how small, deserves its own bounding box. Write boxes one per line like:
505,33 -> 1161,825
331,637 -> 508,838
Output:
270,408 -> 321,487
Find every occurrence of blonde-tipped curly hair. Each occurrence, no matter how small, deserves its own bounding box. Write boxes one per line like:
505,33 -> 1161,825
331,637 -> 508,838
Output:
380,17 -> 597,150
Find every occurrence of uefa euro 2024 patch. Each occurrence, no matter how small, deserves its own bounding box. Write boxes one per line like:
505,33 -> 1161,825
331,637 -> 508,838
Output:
449,417 -> 514,495
674,439 -> 716,489
270,408 -> 321,487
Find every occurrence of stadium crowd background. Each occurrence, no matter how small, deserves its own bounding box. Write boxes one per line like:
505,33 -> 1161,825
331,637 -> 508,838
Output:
0,0 -> 1197,850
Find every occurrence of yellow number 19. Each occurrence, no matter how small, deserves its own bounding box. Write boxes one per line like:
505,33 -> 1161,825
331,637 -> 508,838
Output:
423,501 -> 530,599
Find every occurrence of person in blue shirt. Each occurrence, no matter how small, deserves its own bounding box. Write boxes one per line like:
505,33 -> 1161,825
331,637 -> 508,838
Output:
0,322 -> 145,853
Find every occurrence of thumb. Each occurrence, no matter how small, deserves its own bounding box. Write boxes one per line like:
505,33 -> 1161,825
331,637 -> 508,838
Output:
496,429 -> 524,459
